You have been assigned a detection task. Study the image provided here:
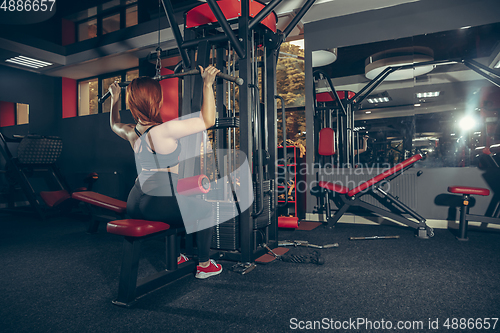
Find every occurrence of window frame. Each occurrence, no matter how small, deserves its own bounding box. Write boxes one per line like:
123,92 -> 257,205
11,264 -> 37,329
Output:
76,67 -> 139,117
75,3 -> 138,42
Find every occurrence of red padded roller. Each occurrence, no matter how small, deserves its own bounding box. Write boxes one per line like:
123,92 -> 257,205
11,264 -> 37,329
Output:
448,186 -> 490,196
318,128 -> 335,156
347,154 -> 423,197
71,191 -> 127,214
107,219 -> 170,237
177,175 -> 211,196
318,181 -> 349,194
278,216 -> 299,228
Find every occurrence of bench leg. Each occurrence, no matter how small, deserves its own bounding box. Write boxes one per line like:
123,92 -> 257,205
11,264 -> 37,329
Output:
457,194 -> 470,241
113,237 -> 141,307
165,233 -> 178,271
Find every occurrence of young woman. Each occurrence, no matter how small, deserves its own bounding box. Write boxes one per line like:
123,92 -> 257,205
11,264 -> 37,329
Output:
108,65 -> 222,279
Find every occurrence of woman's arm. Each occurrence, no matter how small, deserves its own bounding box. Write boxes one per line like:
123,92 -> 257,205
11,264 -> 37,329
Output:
158,65 -> 220,139
109,82 -> 135,141
355,135 -> 369,155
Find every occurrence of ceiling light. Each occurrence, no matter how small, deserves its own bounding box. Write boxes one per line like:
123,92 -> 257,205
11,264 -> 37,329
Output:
416,91 -> 440,98
494,60 -> 500,69
365,111 -> 372,114
459,116 -> 477,131
365,47 -> 434,81
460,26 -> 472,29
414,104 -> 421,107
5,55 -> 53,69
312,49 -> 337,67
367,96 -> 391,104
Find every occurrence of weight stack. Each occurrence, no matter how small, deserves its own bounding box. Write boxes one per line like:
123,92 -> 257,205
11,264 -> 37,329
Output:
211,201 -> 239,250
253,179 -> 274,229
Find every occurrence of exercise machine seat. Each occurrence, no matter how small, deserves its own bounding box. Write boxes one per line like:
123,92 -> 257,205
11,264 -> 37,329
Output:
39,190 -> 71,208
71,191 -> 127,214
318,181 -> 349,194
107,219 -> 171,237
448,186 -> 490,196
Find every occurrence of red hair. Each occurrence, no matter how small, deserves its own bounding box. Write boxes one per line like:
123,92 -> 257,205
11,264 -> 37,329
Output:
126,77 -> 163,125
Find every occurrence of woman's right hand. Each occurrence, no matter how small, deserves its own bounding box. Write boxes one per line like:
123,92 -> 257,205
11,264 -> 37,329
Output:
109,82 -> 121,101
199,65 -> 220,86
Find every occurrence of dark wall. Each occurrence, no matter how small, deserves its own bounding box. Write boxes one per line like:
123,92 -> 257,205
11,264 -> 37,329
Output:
0,66 -> 60,136
0,65 -> 137,200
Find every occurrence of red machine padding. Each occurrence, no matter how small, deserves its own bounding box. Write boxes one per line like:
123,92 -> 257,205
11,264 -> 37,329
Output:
316,91 -> 355,103
318,181 -> 349,194
177,174 -> 211,196
186,0 -> 277,32
39,190 -> 71,208
448,186 -> 490,196
347,154 -> 423,197
71,191 -> 127,214
318,128 -> 336,156
107,219 -> 170,237
278,216 -> 299,228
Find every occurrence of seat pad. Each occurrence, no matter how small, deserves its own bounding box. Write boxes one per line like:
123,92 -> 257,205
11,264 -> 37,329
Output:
107,219 -> 171,237
318,181 -> 349,194
71,191 -> 127,214
448,186 -> 490,196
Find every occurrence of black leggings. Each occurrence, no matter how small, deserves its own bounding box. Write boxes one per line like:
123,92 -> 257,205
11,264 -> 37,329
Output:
127,173 -> 213,262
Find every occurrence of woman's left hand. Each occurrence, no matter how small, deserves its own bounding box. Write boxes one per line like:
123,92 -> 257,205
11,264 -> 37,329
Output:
199,65 -> 220,86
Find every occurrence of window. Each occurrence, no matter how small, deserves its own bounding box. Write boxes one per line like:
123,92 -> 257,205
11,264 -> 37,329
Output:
126,5 -> 138,28
78,19 -> 97,41
78,79 -> 98,116
73,1 -> 138,42
277,41 -> 305,108
77,68 -> 139,117
16,103 -> 29,125
276,40 -> 306,147
101,75 -> 122,113
102,13 -> 120,35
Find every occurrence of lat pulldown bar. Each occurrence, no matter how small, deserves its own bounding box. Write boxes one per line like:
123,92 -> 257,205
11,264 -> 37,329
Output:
98,69 -> 244,104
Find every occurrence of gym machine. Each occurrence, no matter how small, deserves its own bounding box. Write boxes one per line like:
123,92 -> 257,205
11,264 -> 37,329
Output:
158,0 -> 317,267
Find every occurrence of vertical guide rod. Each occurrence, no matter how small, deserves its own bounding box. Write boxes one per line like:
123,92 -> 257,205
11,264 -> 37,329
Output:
161,0 -> 191,68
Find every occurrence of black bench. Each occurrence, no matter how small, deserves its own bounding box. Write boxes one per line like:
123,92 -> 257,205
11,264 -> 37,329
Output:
107,219 -> 196,308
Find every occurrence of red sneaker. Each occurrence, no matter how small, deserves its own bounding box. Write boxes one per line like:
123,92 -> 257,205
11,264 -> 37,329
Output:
177,254 -> 190,265
195,260 -> 223,279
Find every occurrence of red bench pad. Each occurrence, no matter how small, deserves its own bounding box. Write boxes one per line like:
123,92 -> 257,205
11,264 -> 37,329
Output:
318,181 -> 349,194
40,190 -> 71,208
318,128 -> 336,156
448,186 -> 490,196
347,154 -> 423,197
71,191 -> 127,214
107,219 -> 171,237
